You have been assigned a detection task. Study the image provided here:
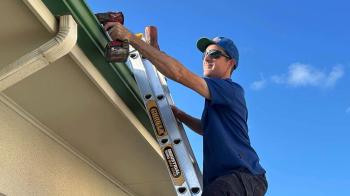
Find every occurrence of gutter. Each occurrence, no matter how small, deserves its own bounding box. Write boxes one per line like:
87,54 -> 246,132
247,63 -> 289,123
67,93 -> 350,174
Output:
0,14 -> 77,92
42,0 -> 155,134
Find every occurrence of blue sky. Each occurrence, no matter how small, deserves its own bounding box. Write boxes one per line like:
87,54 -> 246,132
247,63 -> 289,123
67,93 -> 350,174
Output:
87,1 -> 350,195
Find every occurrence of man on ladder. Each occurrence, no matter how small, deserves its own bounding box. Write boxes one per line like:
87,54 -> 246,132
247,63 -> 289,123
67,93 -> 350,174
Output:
104,22 -> 268,195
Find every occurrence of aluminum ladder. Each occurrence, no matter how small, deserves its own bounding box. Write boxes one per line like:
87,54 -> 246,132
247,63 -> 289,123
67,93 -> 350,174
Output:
126,36 -> 203,195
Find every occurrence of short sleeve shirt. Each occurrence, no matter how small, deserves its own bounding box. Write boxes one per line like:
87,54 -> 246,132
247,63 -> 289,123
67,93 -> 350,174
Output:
202,77 -> 266,187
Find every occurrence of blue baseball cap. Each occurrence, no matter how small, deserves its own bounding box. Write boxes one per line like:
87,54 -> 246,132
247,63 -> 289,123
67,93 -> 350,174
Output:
197,36 -> 239,68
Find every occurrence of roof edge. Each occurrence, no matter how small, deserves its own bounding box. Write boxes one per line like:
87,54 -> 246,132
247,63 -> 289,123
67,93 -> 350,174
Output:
41,0 -> 154,136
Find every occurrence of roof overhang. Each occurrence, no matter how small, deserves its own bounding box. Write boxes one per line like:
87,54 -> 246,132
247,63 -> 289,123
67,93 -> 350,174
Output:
0,0 -> 175,195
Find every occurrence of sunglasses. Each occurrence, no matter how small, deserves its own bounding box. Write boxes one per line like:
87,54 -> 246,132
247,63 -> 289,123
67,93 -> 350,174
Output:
203,49 -> 231,59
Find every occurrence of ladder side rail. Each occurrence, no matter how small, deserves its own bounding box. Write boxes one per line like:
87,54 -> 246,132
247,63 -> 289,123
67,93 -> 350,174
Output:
155,68 -> 200,164
127,48 -> 192,196
155,70 -> 203,187
142,59 -> 203,193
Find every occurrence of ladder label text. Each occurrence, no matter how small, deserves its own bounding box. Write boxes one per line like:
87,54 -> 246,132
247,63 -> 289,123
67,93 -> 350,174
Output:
147,100 -> 167,136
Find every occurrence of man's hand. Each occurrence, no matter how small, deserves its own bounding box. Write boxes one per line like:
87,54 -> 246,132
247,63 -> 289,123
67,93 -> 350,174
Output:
171,105 -> 203,136
171,105 -> 184,120
104,22 -> 133,41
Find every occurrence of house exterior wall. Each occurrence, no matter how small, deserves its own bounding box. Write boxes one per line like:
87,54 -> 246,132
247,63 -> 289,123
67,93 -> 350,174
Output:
0,99 -> 129,196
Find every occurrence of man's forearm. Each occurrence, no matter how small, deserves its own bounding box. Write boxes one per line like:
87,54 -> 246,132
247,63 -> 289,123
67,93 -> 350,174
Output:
178,111 -> 203,136
128,34 -> 186,83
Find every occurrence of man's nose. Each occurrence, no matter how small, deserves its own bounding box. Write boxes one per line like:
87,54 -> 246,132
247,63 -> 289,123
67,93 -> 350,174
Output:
204,54 -> 213,62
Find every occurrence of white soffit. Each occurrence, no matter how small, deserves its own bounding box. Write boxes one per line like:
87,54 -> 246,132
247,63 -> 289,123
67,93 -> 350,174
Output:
0,0 -> 175,195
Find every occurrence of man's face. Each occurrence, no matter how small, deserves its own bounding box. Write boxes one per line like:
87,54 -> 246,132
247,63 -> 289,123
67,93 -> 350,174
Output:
202,44 -> 234,78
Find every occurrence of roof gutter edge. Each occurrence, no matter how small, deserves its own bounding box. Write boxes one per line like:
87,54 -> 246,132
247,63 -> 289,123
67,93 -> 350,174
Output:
41,0 -> 155,136
0,14 -> 77,91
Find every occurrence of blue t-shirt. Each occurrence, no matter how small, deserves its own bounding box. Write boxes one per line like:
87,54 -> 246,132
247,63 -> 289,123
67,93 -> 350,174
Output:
202,77 -> 266,187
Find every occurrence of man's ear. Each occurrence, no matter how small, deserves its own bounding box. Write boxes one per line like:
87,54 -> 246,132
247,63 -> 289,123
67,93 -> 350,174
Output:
229,58 -> 236,70
228,59 -> 237,75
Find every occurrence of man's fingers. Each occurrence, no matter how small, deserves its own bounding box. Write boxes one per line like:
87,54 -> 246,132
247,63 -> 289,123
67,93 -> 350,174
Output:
170,105 -> 177,112
171,105 -> 182,116
102,22 -> 130,41
104,22 -> 118,31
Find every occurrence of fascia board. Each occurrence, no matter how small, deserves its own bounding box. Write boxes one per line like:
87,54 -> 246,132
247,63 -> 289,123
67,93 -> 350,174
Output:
42,0 -> 154,135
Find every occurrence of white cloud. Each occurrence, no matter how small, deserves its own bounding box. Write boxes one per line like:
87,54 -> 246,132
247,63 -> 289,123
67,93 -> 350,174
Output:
271,63 -> 344,88
286,63 -> 324,86
271,75 -> 284,84
251,74 -> 266,90
325,66 -> 344,87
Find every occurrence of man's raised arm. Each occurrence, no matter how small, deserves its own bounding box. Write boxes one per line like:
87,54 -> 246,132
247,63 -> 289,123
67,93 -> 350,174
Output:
104,22 -> 210,99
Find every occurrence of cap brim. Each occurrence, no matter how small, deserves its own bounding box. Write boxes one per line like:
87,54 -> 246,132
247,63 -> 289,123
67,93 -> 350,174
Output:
196,37 -> 215,52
